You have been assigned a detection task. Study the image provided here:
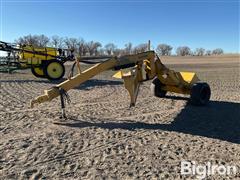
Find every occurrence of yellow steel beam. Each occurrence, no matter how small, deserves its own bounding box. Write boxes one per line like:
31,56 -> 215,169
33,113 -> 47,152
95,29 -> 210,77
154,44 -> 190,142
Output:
31,57 -> 117,107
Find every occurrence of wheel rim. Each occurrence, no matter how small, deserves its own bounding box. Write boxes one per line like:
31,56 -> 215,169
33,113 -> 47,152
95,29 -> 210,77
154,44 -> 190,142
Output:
47,62 -> 63,79
34,67 -> 44,76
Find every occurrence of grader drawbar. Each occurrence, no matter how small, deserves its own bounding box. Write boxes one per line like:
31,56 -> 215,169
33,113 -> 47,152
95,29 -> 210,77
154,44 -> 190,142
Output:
31,50 -> 211,118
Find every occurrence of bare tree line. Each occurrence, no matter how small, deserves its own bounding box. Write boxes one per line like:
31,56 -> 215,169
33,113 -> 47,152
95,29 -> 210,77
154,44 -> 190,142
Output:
15,34 -> 224,56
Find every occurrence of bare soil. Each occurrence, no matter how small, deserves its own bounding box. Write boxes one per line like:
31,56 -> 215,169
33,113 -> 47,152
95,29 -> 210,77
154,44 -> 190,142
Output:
0,55 -> 240,179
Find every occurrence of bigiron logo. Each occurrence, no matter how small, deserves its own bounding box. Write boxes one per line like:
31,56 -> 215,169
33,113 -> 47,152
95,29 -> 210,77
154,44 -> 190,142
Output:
180,160 -> 238,179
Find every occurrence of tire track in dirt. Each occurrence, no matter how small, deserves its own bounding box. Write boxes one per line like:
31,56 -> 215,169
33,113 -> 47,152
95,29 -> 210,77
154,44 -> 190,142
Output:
2,128 -> 156,174
1,94 -> 182,175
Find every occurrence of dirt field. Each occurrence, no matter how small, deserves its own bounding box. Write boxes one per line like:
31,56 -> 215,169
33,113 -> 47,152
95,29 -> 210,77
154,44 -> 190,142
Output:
0,55 -> 240,179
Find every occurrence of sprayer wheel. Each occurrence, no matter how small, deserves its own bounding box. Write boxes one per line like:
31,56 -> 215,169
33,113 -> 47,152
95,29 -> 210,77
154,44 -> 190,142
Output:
43,60 -> 65,81
31,66 -> 46,78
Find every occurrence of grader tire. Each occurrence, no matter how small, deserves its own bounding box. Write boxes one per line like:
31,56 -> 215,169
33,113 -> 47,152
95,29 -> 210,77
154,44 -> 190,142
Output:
190,82 -> 211,106
150,77 -> 167,98
44,60 -> 65,81
31,66 -> 46,78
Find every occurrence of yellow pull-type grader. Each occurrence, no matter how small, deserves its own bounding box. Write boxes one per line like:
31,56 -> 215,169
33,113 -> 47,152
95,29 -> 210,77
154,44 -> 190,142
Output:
31,50 -> 211,117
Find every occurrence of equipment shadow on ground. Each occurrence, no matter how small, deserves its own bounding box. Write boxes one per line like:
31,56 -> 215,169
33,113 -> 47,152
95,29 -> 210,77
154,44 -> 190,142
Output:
58,99 -> 240,144
75,79 -> 123,90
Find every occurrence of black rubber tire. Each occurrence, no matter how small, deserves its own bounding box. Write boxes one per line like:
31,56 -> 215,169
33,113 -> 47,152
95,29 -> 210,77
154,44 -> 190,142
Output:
43,60 -> 65,81
31,66 -> 46,78
150,77 -> 167,97
190,82 -> 211,105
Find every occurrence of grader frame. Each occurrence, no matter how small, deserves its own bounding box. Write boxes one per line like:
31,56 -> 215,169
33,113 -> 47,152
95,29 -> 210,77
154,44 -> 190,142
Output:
31,50 -> 211,117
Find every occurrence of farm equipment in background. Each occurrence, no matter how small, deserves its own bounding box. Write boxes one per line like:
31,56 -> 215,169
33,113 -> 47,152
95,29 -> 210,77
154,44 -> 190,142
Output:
0,41 -> 74,80
0,56 -> 25,73
31,45 -> 211,118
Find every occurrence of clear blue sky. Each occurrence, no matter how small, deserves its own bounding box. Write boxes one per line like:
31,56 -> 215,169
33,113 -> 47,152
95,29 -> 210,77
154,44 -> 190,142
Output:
0,0 -> 239,53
